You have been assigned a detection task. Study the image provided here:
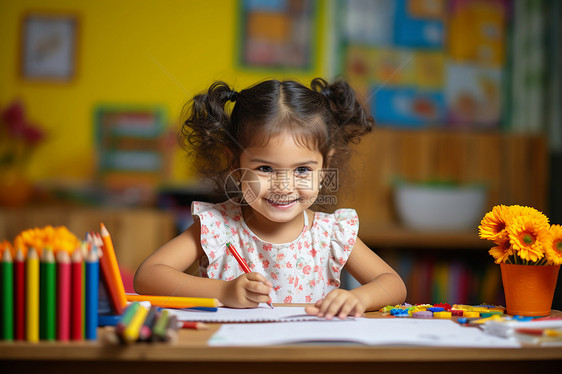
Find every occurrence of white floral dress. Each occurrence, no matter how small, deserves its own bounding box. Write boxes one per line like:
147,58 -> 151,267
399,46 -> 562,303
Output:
192,200 -> 359,303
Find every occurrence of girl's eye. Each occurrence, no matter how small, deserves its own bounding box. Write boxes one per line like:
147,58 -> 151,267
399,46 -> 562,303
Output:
294,167 -> 312,177
257,165 -> 274,173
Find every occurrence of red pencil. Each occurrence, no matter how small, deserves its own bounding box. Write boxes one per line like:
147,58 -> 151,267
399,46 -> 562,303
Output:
71,248 -> 83,340
226,242 -> 273,308
181,321 -> 209,330
14,249 -> 25,341
57,251 -> 71,341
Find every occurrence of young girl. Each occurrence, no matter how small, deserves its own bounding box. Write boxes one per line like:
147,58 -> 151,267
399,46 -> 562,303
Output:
134,78 -> 406,319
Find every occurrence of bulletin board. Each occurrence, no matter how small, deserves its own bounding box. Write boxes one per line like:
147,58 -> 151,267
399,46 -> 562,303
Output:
94,105 -> 167,191
237,0 -> 318,72
337,0 -> 508,129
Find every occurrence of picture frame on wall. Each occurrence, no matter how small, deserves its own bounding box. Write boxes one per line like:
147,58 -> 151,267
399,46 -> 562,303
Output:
19,12 -> 79,82
237,0 -> 317,72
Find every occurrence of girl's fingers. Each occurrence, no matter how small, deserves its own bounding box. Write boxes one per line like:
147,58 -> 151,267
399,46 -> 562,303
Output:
320,296 -> 346,320
245,290 -> 272,305
304,305 -> 320,315
337,300 -> 358,319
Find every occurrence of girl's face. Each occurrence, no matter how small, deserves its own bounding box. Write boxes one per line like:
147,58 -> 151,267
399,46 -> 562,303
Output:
238,131 -> 324,225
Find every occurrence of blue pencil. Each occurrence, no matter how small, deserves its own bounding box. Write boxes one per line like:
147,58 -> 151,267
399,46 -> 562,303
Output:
85,248 -> 99,340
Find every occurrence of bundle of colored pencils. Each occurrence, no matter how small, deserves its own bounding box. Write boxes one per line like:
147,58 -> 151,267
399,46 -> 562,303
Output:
111,302 -> 208,344
0,226 -> 99,342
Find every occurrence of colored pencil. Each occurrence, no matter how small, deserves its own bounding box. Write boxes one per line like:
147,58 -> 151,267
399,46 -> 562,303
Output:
71,248 -> 83,340
40,248 -> 56,341
2,249 -> 14,340
122,304 -> 148,343
57,250 -> 71,341
85,248 -> 99,340
81,243 -> 87,339
180,321 -> 209,330
14,248 -> 25,340
94,232 -> 122,314
138,305 -> 159,341
165,314 -> 180,342
100,224 -> 128,312
226,242 -> 273,308
26,248 -> 39,342
151,309 -> 170,341
125,294 -> 220,309
115,302 -> 140,337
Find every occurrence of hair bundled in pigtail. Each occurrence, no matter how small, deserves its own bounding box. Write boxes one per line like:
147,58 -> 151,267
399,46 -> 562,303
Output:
180,81 -> 239,192
311,78 -> 374,145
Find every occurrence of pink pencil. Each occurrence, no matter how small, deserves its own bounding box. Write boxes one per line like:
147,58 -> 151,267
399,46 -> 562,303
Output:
71,248 -> 83,340
57,251 -> 71,341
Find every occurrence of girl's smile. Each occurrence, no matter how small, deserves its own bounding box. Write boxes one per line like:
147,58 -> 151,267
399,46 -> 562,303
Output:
238,131 -> 323,241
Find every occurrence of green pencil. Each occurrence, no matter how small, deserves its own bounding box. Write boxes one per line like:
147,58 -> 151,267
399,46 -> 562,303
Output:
2,249 -> 14,341
40,248 -> 56,341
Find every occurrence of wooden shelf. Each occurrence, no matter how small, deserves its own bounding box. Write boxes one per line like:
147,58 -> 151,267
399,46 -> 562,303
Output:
359,223 -> 490,249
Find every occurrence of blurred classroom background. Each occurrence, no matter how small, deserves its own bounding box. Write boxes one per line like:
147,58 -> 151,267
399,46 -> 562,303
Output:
1,0 -> 561,307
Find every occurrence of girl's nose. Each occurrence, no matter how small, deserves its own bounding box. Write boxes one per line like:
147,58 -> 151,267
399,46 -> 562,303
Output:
269,170 -> 294,192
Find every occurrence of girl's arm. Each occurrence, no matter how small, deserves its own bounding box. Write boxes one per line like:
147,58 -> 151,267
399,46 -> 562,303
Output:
345,237 -> 407,309
305,237 -> 407,318
133,218 -> 272,307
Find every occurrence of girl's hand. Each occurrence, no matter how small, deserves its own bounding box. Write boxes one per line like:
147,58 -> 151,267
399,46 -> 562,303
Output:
221,272 -> 273,308
304,289 -> 365,319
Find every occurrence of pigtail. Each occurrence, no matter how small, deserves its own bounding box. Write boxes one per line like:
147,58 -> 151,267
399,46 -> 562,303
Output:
311,78 -> 374,145
180,81 -> 238,190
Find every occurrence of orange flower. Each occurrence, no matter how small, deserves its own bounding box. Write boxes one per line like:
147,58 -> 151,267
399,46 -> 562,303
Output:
13,225 -> 81,256
509,205 -> 550,228
479,205 -> 511,241
507,216 -> 549,263
0,240 -> 14,258
488,238 -> 513,264
545,224 -> 562,265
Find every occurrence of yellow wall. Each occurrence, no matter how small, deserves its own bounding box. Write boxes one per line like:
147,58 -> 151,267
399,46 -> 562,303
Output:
0,0 -> 326,183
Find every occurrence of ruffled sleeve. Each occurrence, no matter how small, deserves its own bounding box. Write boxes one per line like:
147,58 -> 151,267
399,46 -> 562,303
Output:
327,208 -> 359,282
191,201 -> 229,272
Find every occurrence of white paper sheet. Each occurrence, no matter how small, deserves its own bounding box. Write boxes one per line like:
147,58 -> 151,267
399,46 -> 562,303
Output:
208,318 -> 521,347
172,306 -> 327,323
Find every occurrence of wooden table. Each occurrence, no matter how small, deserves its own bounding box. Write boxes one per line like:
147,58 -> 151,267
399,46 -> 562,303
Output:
2,309 -> 561,373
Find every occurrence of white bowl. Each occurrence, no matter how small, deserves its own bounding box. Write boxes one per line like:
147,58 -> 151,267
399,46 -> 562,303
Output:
394,184 -> 487,231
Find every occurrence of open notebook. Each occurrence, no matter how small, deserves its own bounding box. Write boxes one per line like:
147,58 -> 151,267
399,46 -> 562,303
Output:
208,318 -> 521,347
172,305 -> 330,323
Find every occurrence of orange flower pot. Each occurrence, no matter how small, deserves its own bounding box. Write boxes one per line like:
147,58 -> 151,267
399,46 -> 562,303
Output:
500,263 -> 560,316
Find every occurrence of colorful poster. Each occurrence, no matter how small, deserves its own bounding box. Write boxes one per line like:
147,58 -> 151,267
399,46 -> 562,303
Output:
239,0 -> 316,70
445,63 -> 502,128
448,0 -> 509,67
393,0 -> 445,48
371,86 -> 445,126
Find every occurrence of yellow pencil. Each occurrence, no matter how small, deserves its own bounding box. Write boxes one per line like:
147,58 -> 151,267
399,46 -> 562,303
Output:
125,294 -> 220,309
122,304 -> 149,344
26,248 -> 39,343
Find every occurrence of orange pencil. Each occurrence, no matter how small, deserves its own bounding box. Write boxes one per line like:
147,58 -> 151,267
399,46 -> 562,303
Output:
100,224 -> 128,312
71,248 -> 83,340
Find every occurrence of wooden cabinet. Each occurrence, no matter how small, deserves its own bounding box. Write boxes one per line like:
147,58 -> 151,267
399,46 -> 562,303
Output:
338,128 -> 548,248
0,207 -> 175,275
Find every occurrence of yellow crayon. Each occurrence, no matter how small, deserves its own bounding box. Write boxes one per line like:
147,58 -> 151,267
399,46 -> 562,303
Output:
122,304 -> 149,343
